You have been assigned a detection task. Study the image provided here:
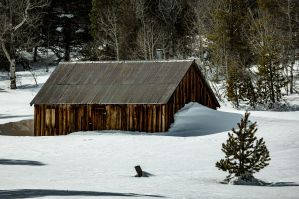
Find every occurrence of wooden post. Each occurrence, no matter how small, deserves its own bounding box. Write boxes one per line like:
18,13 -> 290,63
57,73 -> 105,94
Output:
134,165 -> 143,177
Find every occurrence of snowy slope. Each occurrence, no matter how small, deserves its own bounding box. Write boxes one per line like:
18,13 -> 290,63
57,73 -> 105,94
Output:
0,68 -> 299,198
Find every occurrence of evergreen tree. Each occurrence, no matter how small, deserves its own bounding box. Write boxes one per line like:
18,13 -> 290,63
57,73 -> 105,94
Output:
256,50 -> 286,106
216,112 -> 270,181
278,0 -> 299,94
208,0 -> 255,107
248,1 -> 287,107
227,63 -> 257,107
42,0 -> 92,61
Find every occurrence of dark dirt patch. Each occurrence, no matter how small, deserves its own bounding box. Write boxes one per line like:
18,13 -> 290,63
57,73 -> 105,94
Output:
0,119 -> 33,136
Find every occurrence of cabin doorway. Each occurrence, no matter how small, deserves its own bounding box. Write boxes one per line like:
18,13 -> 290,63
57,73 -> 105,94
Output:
94,106 -> 107,130
74,105 -> 88,131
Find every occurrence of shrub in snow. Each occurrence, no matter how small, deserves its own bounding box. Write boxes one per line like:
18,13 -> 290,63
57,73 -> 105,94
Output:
216,112 -> 270,184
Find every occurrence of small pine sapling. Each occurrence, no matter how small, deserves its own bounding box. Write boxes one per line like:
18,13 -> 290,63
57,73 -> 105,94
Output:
216,112 -> 270,183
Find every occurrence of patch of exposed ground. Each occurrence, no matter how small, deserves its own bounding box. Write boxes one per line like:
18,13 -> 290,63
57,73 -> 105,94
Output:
0,119 -> 33,136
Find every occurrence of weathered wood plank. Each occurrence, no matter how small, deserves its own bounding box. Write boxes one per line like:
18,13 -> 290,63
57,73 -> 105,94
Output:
162,105 -> 166,132
152,106 -> 156,132
40,105 -> 44,136
36,106 -> 39,136
34,106 -> 37,136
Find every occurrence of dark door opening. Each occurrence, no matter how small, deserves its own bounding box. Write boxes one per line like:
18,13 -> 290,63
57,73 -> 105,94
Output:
94,106 -> 107,130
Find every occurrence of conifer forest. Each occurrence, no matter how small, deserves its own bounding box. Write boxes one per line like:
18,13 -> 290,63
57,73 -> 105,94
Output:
1,0 -> 299,108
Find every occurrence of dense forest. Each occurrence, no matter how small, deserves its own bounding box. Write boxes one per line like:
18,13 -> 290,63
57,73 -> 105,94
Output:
1,0 -> 299,108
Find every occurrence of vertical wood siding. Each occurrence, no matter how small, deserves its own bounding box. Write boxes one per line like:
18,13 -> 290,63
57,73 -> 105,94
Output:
34,104 -> 168,136
34,63 -> 218,136
165,63 -> 218,127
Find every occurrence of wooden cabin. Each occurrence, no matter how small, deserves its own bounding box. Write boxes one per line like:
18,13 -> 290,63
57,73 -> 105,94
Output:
30,60 -> 220,136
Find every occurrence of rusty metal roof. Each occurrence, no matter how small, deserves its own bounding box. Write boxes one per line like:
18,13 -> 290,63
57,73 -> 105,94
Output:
30,60 -> 218,105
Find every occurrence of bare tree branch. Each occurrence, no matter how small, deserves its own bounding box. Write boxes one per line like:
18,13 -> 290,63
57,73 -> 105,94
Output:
0,0 -> 48,89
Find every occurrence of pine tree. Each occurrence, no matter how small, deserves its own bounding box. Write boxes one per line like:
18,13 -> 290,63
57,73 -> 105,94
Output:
208,0 -> 255,107
41,0 -> 92,61
256,50 -> 286,106
248,1 -> 287,107
216,112 -> 270,181
226,60 -> 257,108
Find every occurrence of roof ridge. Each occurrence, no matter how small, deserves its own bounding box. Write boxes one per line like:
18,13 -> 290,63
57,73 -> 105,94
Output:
60,60 -> 195,64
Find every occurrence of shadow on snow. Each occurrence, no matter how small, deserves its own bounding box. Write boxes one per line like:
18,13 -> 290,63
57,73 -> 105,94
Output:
0,189 -> 165,198
0,114 -> 32,119
0,159 -> 46,166
267,182 -> 299,187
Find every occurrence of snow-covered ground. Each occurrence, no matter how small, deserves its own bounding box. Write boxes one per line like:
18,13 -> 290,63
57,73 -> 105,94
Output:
0,67 -> 55,124
0,68 -> 299,198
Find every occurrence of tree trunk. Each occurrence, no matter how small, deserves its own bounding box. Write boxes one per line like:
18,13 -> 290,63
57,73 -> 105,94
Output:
115,37 -> 119,61
290,62 -> 294,94
64,19 -> 71,61
285,63 -> 289,95
1,42 -> 17,89
9,1 -> 17,89
34,46 -> 38,62
64,42 -> 70,61
9,40 -> 17,89
287,0 -> 294,94
10,59 -> 17,89
269,62 -> 275,104
113,15 -> 119,61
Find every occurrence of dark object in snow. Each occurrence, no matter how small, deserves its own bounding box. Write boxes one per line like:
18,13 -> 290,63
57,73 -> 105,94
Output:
134,165 -> 153,177
135,165 -> 143,177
